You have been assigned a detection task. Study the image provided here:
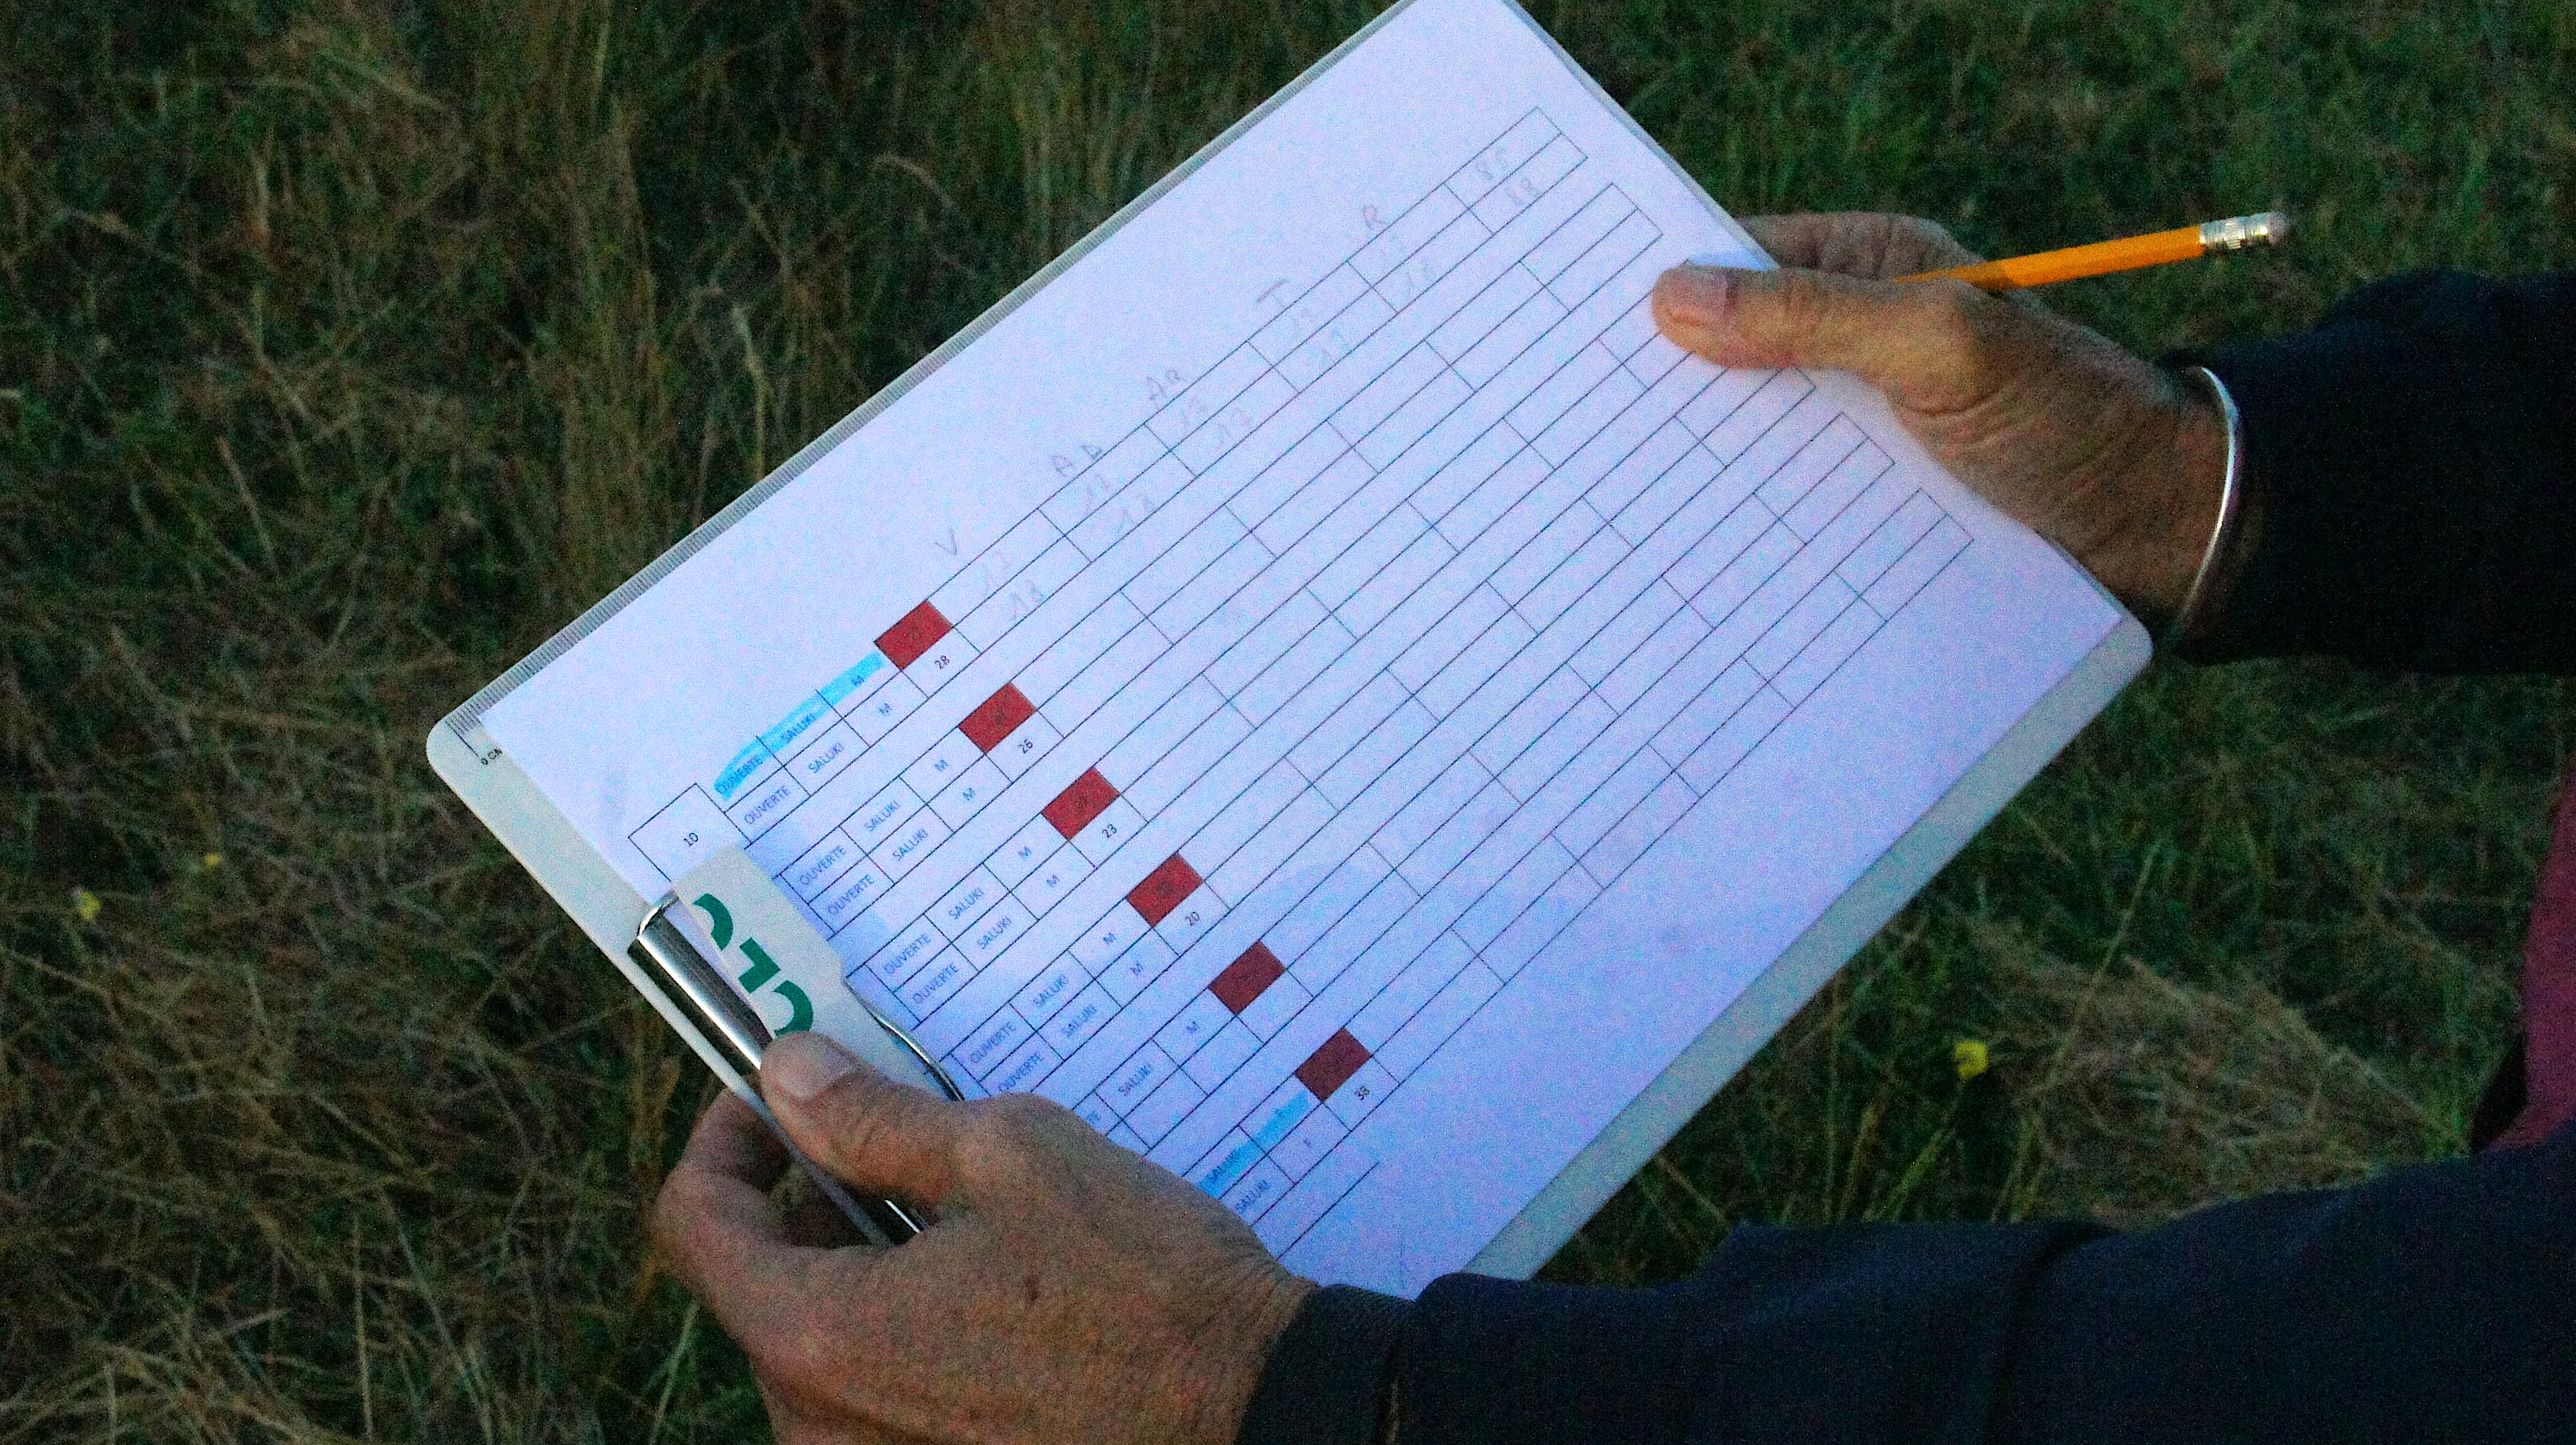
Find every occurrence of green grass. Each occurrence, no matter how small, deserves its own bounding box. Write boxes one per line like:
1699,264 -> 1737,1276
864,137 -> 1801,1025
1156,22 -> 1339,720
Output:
2,0 -> 2569,1437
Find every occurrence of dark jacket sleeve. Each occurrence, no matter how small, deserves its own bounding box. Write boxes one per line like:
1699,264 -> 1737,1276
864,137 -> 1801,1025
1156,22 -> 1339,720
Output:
2178,270 -> 2576,673
1238,1121 -> 2576,1444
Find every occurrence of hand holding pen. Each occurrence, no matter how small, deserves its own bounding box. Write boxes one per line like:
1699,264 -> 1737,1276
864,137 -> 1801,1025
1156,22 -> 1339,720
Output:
1654,211 -> 2287,634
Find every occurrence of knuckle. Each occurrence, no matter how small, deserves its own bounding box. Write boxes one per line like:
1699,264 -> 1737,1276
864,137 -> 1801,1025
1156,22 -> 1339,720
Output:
645,1197 -> 685,1263
647,1172 -> 699,1250
1769,269 -> 1832,334
992,1089 -> 1057,1119
648,1181 -> 723,1277
957,1094 -> 1073,1177
1898,214 -> 1959,250
1914,280 -> 1989,353
737,1327 -> 810,1392
758,1303 -> 845,1382
1904,280 -> 2044,402
1889,214 -> 1980,270
827,1096 -> 902,1172
957,1099 -> 1031,1160
751,1280 -> 885,1398
988,1092 -> 1075,1144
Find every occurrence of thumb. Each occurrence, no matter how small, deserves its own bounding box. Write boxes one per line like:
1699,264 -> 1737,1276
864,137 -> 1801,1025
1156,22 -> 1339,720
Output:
1653,264 -> 1986,404
760,1030 -> 967,1209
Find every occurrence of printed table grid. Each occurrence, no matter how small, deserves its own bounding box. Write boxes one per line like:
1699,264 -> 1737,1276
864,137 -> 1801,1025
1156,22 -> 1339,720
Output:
623,107 -> 1971,1254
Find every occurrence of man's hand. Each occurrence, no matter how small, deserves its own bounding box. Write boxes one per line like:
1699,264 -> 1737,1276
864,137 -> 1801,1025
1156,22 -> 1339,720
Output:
654,1032 -> 1313,1444
1654,213 -> 2233,627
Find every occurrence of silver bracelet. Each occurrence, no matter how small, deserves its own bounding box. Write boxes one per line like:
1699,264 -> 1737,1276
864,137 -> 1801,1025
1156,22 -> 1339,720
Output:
2170,364 -> 2242,642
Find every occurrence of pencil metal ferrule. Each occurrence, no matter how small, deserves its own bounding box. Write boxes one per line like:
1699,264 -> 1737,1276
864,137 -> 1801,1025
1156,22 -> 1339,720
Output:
2198,211 -> 2290,253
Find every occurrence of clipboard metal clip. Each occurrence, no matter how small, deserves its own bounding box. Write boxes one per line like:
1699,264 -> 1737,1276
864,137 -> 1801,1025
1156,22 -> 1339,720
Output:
628,890 -> 963,1243
629,891 -> 963,1101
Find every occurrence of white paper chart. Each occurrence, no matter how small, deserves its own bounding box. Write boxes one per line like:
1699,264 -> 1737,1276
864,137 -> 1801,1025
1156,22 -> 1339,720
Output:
466,0 -> 2125,1291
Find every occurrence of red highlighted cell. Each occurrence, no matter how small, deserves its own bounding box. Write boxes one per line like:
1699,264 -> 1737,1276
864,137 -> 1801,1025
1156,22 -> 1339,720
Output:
1209,942 -> 1285,1014
959,684 -> 1037,752
1127,854 -> 1202,928
876,602 -> 952,670
1044,768 -> 1119,839
1296,1029 -> 1371,1101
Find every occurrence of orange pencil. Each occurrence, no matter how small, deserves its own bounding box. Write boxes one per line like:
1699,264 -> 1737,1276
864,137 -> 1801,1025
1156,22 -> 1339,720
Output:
1896,210 -> 2290,291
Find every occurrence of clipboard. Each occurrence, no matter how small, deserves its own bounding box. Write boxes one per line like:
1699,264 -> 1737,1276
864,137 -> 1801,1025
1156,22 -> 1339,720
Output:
427,0 -> 2150,1290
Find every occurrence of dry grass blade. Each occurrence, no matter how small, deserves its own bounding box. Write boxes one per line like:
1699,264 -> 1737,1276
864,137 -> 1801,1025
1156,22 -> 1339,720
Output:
1988,932 -> 2442,1228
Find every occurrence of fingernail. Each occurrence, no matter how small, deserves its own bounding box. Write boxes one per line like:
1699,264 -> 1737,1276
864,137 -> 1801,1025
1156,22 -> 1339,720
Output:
1654,264 -> 1732,319
762,1031 -> 857,1103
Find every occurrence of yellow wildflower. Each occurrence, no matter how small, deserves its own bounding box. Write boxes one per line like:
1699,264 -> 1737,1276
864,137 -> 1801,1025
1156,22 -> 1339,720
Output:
1952,1038 -> 1989,1080
71,887 -> 102,923
201,851 -> 224,869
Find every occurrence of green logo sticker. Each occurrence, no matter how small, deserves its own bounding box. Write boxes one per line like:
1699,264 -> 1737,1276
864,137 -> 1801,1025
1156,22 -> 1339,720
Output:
691,891 -> 813,1035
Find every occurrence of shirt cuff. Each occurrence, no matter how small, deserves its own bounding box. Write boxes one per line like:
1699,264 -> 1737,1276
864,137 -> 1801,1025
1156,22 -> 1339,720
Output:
2161,270 -> 2576,671
1390,1223 -> 2104,1444
1235,1283 -> 1412,1445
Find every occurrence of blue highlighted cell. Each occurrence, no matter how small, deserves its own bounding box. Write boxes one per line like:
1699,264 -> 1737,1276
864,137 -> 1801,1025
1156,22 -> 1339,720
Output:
820,652 -> 890,707
1250,1091 -> 1313,1152
1195,1138 -> 1264,1198
712,741 -> 774,800
759,693 -> 832,754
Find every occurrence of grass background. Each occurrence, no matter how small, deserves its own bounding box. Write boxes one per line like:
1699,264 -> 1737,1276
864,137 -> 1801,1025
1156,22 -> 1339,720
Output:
2,0 -> 2569,1437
